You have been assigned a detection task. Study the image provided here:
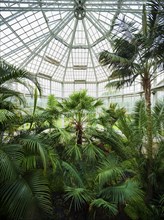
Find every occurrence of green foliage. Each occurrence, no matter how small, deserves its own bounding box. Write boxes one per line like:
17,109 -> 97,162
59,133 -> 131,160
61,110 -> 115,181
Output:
0,171 -> 52,220
100,180 -> 144,204
0,77 -> 163,220
64,186 -> 92,211
90,198 -> 118,217
96,157 -> 125,187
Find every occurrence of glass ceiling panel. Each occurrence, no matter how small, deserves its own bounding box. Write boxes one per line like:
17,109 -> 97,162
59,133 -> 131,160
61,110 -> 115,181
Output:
0,0 -> 147,84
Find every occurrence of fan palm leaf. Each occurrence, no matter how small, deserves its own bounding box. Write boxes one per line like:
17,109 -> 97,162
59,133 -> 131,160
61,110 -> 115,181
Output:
64,186 -> 92,211
83,143 -> 105,162
96,157 -> 125,187
100,180 -> 144,204
90,198 -> 118,217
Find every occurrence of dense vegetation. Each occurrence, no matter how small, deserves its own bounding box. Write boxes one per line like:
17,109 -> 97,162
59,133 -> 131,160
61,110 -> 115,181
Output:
0,61 -> 163,219
0,1 -> 164,219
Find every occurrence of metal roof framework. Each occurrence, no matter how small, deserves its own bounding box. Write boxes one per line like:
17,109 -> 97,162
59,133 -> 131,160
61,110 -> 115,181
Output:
0,0 -> 148,96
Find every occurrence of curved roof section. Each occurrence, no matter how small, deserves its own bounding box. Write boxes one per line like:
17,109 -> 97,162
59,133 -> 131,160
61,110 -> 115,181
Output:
0,0 -> 147,83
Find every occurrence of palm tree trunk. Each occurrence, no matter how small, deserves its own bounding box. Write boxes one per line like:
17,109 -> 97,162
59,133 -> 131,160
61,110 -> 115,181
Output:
143,75 -> 153,201
76,122 -> 83,145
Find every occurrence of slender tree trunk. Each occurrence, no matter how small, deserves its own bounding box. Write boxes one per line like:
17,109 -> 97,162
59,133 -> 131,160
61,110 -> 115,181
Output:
143,75 -> 153,201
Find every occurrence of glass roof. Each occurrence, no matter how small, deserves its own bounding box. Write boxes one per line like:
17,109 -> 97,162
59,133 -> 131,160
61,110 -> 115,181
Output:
0,0 -> 147,84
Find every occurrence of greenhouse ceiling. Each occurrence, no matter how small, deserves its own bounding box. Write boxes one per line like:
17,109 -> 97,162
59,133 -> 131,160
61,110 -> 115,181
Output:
0,0 -> 148,83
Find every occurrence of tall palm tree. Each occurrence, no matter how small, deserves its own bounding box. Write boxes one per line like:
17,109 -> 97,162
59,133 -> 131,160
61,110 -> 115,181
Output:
99,0 -> 164,200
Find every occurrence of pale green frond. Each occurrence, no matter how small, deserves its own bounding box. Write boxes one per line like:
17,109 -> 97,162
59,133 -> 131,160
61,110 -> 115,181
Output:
152,100 -> 164,134
132,100 -> 147,137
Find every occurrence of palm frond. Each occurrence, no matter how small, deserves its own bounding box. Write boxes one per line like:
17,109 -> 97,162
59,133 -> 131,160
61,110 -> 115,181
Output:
132,99 -> 147,133
99,50 -> 133,67
0,149 -> 17,182
0,60 -> 41,95
152,100 -> 164,134
62,161 -> 84,187
93,128 -> 127,160
0,86 -> 26,104
90,198 -> 118,216
26,170 -> 53,216
65,144 -> 82,161
47,94 -> 59,109
64,186 -> 91,211
1,144 -> 24,169
0,178 -> 33,220
47,147 -> 59,172
96,157 -> 125,187
0,109 -> 14,124
83,143 -> 105,162
0,170 -> 52,220
19,135 -> 47,173
100,180 -> 144,204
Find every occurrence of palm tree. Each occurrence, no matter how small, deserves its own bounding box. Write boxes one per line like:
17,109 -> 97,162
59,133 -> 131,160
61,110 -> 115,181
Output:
61,90 -> 103,145
99,0 -> 164,200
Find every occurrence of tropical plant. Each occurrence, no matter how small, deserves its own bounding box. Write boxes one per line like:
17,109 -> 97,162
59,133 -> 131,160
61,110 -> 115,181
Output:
61,90 -> 103,145
99,0 -> 164,200
0,59 -> 41,102
0,133 -> 55,220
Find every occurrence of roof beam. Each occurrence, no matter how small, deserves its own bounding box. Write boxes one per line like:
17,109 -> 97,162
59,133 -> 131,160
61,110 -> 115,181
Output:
0,14 -> 32,53
0,7 -> 146,13
62,18 -> 78,82
82,19 -> 98,82
20,12 -> 74,68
